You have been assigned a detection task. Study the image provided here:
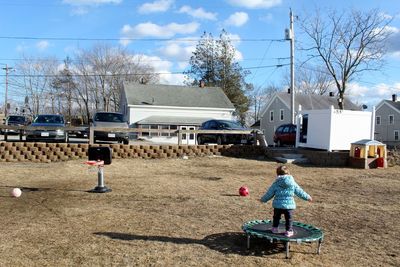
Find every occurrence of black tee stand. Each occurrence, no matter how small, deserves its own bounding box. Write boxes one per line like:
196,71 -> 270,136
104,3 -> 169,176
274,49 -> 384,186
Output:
87,147 -> 112,193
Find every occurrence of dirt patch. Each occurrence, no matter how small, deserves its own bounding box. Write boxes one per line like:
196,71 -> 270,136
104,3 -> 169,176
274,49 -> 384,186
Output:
0,157 -> 399,266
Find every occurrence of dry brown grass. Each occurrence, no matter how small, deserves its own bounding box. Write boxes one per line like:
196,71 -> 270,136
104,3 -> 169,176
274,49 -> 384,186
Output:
0,156 -> 399,266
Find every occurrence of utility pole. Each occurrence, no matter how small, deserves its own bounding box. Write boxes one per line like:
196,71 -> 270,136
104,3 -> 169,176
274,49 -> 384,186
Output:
2,64 -> 13,117
289,9 -> 295,124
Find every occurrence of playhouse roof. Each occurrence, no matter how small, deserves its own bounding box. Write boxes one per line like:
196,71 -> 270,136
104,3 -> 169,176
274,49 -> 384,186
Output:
351,139 -> 385,146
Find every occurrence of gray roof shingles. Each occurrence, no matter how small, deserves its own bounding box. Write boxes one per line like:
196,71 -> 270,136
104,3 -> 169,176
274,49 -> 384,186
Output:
278,92 -> 361,110
123,83 -> 235,109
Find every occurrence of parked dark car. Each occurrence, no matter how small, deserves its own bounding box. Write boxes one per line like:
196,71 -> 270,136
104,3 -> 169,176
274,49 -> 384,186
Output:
1,115 -> 29,135
273,123 -> 296,146
197,119 -> 254,145
25,114 -> 68,142
92,112 -> 129,144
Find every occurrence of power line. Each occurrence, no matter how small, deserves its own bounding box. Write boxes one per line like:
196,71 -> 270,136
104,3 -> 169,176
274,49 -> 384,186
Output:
0,36 -> 286,42
0,64 -> 289,78
0,57 -> 291,63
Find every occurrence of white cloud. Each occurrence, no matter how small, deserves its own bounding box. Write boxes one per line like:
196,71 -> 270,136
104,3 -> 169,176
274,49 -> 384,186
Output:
63,0 -> 121,15
16,43 -> 29,53
224,12 -> 249,27
260,13 -> 273,23
36,41 -> 50,51
138,0 -> 174,14
178,5 -> 217,20
226,0 -> 282,9
158,38 -> 197,69
62,0 -> 122,5
385,26 -> 400,56
120,22 -> 200,46
347,82 -> 400,107
132,54 -> 185,85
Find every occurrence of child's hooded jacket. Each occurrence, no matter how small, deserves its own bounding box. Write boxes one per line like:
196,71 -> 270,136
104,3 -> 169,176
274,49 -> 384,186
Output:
260,175 -> 310,209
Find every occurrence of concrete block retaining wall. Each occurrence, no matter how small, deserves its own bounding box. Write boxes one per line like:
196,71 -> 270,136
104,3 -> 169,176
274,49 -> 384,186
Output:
0,142 -> 266,163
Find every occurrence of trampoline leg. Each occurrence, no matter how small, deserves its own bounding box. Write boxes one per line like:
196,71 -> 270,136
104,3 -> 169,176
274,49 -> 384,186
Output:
285,242 -> 290,259
247,235 -> 251,249
317,239 -> 322,255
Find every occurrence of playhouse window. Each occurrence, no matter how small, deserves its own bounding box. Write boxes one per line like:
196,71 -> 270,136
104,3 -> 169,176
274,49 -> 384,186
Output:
389,115 -> 394,125
280,109 -> 284,121
376,116 -> 381,125
395,130 -> 399,141
270,111 -> 274,122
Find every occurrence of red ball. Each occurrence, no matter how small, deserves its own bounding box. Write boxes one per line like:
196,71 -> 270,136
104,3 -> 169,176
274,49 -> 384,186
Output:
239,186 -> 249,196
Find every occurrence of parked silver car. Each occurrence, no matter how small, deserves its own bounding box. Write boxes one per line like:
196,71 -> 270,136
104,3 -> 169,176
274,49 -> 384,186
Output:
25,114 -> 68,142
92,112 -> 129,144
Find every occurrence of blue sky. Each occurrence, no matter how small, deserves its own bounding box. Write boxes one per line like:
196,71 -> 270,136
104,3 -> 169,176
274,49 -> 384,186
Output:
0,0 -> 399,108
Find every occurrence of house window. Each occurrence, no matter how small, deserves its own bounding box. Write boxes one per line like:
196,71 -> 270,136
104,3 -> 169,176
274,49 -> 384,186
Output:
170,125 -> 178,136
280,109 -> 284,121
376,116 -> 381,125
160,125 -> 169,137
389,115 -> 394,125
150,125 -> 158,137
395,130 -> 399,141
140,124 -> 150,136
270,111 -> 274,122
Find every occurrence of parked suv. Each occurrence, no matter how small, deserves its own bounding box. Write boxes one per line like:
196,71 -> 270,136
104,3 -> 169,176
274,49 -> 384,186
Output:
2,115 -> 29,135
273,123 -> 296,146
197,119 -> 254,145
92,112 -> 129,144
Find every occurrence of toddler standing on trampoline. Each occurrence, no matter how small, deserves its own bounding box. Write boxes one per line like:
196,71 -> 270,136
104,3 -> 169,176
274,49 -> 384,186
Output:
260,165 -> 312,237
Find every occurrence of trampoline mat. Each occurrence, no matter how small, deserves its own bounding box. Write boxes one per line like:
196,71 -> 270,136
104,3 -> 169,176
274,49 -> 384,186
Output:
243,220 -> 323,241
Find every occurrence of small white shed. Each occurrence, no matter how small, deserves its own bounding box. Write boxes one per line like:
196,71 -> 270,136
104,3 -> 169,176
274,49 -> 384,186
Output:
296,106 -> 375,151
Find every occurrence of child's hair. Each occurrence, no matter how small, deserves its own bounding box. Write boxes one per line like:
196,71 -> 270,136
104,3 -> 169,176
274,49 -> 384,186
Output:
276,165 -> 290,175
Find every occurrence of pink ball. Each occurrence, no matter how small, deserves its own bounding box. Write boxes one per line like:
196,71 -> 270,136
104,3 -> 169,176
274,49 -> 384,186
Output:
239,186 -> 249,196
11,188 -> 22,198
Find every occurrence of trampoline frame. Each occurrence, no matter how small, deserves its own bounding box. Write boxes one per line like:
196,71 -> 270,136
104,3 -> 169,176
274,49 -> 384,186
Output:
242,219 -> 324,258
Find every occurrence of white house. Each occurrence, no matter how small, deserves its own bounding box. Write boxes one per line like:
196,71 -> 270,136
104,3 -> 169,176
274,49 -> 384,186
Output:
259,91 -> 361,145
296,106 -> 375,151
119,82 -> 235,144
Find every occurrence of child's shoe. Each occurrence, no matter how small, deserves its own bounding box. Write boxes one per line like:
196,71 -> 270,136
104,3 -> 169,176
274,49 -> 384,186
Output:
285,230 -> 294,237
271,227 -> 279,234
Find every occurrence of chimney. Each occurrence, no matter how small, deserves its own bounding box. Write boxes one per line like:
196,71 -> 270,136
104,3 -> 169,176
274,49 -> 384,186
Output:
199,80 -> 205,88
392,94 -> 397,102
329,92 -> 334,97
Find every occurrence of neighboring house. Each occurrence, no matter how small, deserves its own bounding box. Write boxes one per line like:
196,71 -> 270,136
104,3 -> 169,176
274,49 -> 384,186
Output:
259,91 -> 361,145
250,120 -> 260,130
374,95 -> 400,147
119,82 -> 235,144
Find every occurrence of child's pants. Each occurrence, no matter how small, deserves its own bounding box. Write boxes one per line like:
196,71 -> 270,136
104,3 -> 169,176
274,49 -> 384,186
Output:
272,208 -> 294,231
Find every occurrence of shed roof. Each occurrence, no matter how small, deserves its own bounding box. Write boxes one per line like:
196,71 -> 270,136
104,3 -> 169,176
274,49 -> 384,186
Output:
123,83 -> 235,109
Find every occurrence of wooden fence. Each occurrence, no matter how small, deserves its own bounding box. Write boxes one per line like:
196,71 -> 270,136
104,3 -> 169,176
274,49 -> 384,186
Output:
0,124 -> 267,146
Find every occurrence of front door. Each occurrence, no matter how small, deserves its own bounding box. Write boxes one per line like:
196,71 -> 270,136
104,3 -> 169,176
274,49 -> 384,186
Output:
180,126 -> 196,145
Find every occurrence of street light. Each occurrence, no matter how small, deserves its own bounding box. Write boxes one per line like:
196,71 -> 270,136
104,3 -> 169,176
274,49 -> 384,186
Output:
1,64 -> 14,117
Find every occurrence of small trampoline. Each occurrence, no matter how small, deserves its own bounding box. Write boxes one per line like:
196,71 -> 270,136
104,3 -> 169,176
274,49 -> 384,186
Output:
242,219 -> 324,258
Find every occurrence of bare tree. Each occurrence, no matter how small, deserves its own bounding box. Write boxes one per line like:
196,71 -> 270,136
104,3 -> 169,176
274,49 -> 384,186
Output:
285,63 -> 334,95
14,55 -> 58,115
247,84 -> 279,125
300,8 -> 392,109
74,43 -> 159,118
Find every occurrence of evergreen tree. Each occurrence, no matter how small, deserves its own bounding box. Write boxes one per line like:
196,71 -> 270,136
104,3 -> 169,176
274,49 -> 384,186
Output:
186,30 -> 251,123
